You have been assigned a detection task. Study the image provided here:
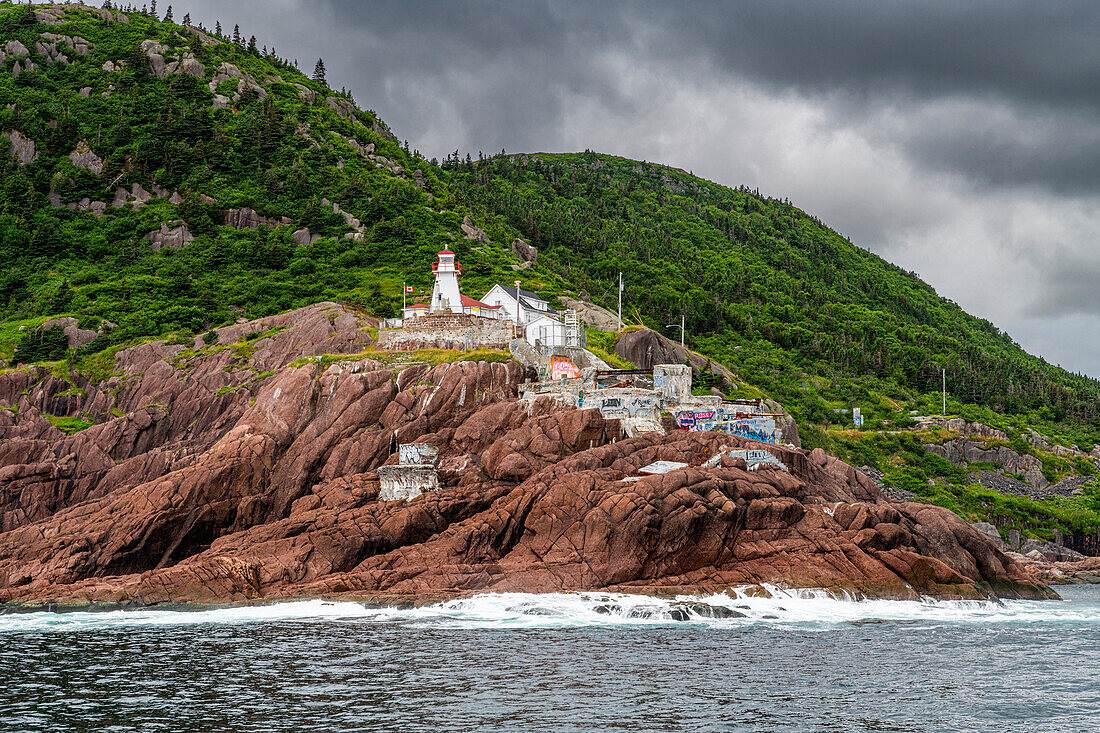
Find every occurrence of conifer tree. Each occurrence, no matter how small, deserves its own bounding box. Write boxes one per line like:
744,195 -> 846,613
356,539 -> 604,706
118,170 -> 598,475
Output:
182,11 -> 190,25
232,24 -> 241,46
149,0 -> 156,16
312,58 -> 327,85
247,35 -> 257,54
164,4 -> 172,21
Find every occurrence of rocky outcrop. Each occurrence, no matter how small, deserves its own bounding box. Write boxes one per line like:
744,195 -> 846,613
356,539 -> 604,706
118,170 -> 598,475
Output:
915,417 -> 1007,440
145,222 -> 195,251
208,62 -> 266,102
0,305 -> 1050,606
3,130 -> 37,165
925,438 -> 1047,490
39,317 -> 99,349
222,208 -> 291,230
511,237 -> 537,266
69,141 -> 104,175
39,32 -> 93,56
292,228 -> 323,247
293,83 -> 316,103
560,296 -> 619,331
35,38 -> 70,65
4,40 -> 29,57
139,40 -> 203,78
326,96 -> 357,119
183,26 -> 218,47
461,216 -> 490,243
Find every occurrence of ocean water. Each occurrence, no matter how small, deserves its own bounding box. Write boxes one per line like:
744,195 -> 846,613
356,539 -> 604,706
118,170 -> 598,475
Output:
3,585 -> 1100,732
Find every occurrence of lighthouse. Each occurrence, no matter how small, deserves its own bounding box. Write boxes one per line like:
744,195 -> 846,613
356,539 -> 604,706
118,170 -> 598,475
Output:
430,249 -> 462,313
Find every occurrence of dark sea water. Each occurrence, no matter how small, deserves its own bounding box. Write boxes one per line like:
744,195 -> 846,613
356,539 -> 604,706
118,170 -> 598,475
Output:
3,584 -> 1100,733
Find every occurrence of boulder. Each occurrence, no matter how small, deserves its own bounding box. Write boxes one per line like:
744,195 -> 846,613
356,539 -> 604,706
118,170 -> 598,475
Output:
40,317 -> 99,349
145,223 -> 195,251
3,130 -> 37,166
512,237 -> 537,264
292,83 -> 316,103
3,40 -> 28,57
179,53 -> 205,77
326,96 -> 357,119
292,228 -> 321,247
223,207 -> 285,230
69,141 -> 104,175
461,216 -> 490,243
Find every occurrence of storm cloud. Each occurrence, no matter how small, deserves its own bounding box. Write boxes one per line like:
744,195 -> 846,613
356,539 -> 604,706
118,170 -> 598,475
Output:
181,0 -> 1100,376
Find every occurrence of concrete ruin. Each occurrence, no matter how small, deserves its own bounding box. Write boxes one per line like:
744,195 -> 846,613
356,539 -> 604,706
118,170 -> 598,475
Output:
703,447 -> 789,472
518,359 -> 793,443
378,443 -> 441,502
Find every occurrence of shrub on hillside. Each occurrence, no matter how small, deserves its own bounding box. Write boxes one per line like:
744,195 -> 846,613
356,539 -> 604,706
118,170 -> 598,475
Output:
12,326 -> 69,365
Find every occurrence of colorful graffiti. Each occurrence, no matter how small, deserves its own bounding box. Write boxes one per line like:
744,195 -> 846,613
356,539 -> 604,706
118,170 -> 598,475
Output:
676,407 -> 782,444
550,355 -> 580,381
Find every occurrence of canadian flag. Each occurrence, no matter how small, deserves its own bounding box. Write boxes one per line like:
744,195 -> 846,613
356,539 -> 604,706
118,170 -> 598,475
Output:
405,286 -> 414,293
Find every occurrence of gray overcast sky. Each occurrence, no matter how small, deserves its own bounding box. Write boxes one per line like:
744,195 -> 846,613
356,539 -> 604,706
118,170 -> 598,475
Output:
181,0 -> 1100,378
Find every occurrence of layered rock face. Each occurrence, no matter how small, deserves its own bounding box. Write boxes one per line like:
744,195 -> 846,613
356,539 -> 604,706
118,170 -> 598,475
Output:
0,305 -> 1050,605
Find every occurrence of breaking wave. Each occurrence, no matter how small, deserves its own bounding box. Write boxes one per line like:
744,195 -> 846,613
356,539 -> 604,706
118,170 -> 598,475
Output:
3,586 -> 1098,632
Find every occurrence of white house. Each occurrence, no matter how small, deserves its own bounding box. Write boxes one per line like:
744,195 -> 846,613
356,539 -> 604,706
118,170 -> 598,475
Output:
526,313 -> 567,347
481,283 -> 557,325
459,293 -> 502,319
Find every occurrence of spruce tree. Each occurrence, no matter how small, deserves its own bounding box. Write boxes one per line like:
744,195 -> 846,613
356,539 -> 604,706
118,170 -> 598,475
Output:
232,24 -> 241,46
164,4 -> 172,21
149,0 -> 156,16
248,35 -> 257,54
182,11 -> 189,25
215,20 -> 222,36
312,58 -> 327,85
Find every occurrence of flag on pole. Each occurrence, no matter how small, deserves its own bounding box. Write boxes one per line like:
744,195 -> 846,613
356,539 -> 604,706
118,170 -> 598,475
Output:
405,286 -> 414,292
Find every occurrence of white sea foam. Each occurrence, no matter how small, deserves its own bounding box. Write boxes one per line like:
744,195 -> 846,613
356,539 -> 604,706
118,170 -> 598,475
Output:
2,586 -> 1099,632
0,599 -> 377,633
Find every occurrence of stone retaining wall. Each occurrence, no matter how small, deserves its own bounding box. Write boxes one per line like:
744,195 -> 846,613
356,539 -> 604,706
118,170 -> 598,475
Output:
378,313 -> 519,350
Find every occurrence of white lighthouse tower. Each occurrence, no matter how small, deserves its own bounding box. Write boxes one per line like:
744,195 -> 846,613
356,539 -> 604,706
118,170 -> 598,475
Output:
430,249 -> 462,313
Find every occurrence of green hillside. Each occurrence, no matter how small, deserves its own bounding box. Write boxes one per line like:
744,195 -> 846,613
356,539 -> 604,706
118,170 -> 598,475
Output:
2,2 -> 1099,448
449,152 -> 1100,446
0,2 -> 568,363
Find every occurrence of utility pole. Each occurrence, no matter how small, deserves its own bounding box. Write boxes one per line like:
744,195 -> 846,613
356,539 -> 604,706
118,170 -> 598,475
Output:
514,280 -> 522,330
402,281 -> 406,312
617,272 -> 623,331
942,368 -> 946,418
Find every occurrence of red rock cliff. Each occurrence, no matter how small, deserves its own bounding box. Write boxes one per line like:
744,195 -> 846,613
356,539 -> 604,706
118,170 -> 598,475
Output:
0,304 -> 1051,605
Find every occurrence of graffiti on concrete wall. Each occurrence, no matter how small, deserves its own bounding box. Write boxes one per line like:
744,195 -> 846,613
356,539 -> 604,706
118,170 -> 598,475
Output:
726,417 -> 781,444
676,407 -> 782,444
550,355 -> 580,381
